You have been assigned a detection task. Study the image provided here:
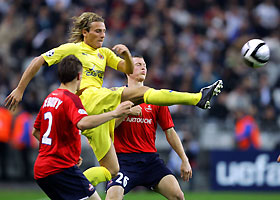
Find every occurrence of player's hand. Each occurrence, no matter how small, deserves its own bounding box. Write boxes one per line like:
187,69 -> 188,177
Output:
129,105 -> 142,116
277,155 -> 280,163
112,44 -> 131,57
77,156 -> 83,167
113,101 -> 134,118
181,160 -> 192,181
5,88 -> 24,111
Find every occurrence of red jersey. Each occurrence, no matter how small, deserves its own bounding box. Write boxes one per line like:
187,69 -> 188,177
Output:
114,104 -> 174,153
33,89 -> 88,179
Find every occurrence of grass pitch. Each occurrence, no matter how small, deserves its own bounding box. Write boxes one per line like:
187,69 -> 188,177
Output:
0,189 -> 280,200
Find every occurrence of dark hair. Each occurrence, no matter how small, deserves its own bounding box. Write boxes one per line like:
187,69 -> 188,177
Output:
58,55 -> 82,84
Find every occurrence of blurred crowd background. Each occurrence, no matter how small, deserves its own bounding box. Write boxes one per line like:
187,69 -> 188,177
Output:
1,0 -> 280,191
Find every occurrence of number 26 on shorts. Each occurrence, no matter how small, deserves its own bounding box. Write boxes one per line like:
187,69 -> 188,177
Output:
115,172 -> 129,187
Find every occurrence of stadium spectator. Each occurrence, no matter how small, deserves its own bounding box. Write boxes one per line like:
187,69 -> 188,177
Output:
234,108 -> 261,150
5,11 -> 222,188
32,55 -> 133,200
0,106 -> 12,181
11,104 -> 37,180
253,0 -> 280,37
106,56 -> 191,200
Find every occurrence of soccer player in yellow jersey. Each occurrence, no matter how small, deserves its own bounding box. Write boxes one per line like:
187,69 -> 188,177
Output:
5,12 -> 223,186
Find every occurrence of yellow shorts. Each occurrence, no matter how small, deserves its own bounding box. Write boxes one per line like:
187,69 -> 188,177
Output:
79,86 -> 125,161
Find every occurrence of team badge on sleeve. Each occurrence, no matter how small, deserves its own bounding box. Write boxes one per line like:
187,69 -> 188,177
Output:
45,50 -> 55,57
98,53 -> 104,60
78,109 -> 87,115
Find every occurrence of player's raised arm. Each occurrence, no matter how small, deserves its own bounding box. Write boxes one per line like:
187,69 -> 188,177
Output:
5,55 -> 45,111
77,101 -> 134,131
113,44 -> 134,74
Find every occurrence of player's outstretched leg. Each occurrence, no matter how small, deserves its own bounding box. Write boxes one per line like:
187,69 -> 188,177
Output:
196,80 -> 223,109
122,80 -> 223,108
122,86 -> 198,106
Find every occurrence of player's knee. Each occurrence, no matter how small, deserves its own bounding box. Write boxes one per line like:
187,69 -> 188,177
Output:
177,190 -> 185,200
171,190 -> 184,200
105,189 -> 123,200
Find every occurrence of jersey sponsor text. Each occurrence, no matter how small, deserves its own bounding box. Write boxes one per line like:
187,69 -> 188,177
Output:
125,116 -> 152,124
85,68 -> 104,79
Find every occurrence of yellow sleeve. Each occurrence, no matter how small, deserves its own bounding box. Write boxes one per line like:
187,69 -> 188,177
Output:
101,48 -> 122,70
41,43 -> 78,66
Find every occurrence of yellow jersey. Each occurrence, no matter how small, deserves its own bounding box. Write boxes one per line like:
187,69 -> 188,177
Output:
42,42 -> 122,89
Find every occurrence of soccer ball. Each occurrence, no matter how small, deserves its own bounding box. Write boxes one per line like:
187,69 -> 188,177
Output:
241,39 -> 270,68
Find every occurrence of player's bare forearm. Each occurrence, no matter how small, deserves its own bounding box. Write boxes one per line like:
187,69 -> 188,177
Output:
114,44 -> 134,74
32,128 -> 40,141
165,128 -> 192,181
16,56 -> 45,92
78,112 -> 116,131
123,51 -> 134,74
115,116 -> 127,128
5,56 -> 45,110
21,57 -> 42,85
165,128 -> 188,162
78,101 -> 133,131
115,105 -> 141,128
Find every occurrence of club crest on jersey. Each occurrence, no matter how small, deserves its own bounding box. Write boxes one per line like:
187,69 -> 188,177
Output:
145,105 -> 152,112
78,109 -> 87,115
45,50 -> 54,57
88,184 -> 94,191
98,53 -> 104,60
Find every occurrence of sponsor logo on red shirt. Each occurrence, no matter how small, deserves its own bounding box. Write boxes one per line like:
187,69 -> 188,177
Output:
144,105 -> 152,112
125,117 -> 152,124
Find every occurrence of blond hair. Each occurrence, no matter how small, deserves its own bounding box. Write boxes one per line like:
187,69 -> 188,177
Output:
69,12 -> 104,43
